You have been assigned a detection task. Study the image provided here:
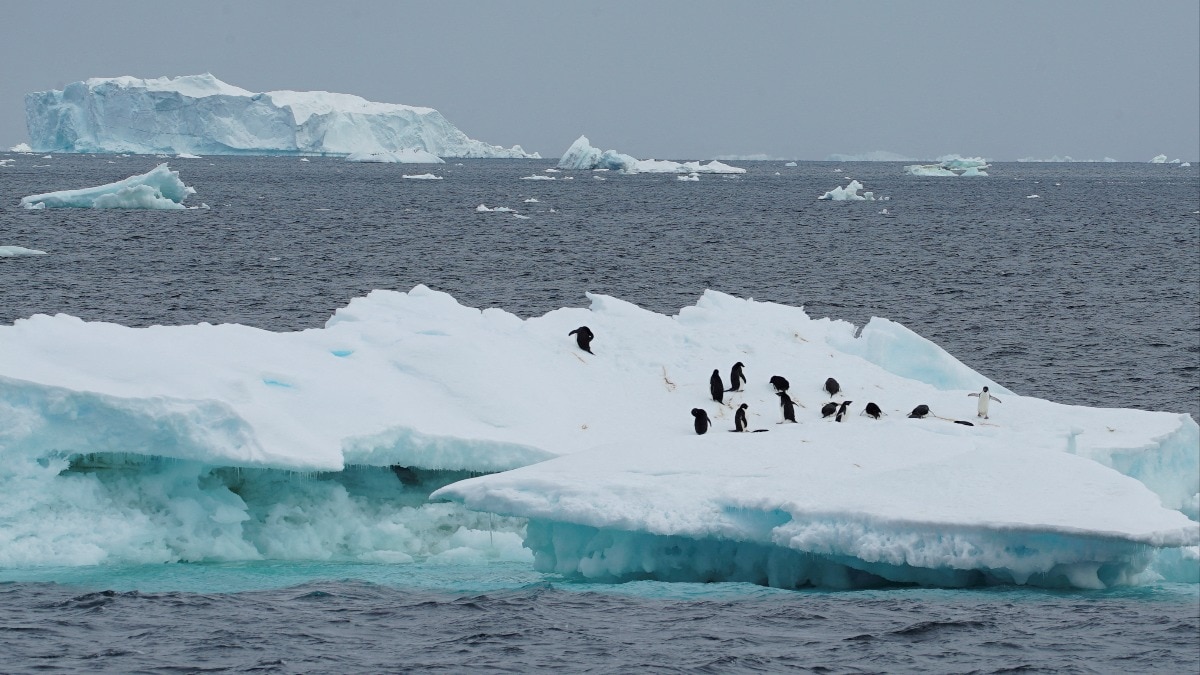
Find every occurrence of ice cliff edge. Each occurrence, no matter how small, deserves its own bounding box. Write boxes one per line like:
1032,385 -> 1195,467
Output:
24,74 -> 538,158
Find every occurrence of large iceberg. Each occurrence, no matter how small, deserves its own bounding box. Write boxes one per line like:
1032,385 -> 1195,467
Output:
557,135 -> 745,174
20,163 -> 196,209
0,287 -> 1195,587
25,74 -> 538,158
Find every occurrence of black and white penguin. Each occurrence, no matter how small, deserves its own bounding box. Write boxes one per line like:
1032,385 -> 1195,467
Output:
733,403 -> 749,432
835,400 -> 853,422
908,404 -> 931,419
824,377 -> 841,398
710,369 -> 724,403
862,402 -> 883,419
725,362 -> 747,392
967,386 -> 1002,419
691,408 -> 712,435
568,326 -> 594,354
777,392 -> 797,423
769,375 -> 790,393
820,401 -> 839,418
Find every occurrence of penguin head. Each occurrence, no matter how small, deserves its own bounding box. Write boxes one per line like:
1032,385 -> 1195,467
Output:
982,386 -> 989,392
739,403 -> 748,410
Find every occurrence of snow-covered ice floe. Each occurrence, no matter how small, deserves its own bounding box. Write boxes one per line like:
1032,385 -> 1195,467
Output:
402,173 -> 443,180
905,155 -> 990,177
0,246 -> 48,257
0,286 -> 1195,587
818,180 -> 884,201
20,163 -> 196,209
557,135 -> 746,175
24,74 -> 538,158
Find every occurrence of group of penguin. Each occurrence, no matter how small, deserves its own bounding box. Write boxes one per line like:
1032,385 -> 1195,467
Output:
567,325 -> 1000,437
690,365 -> 882,435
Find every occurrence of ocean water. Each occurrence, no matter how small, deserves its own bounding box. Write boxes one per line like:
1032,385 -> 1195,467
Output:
1,155 -> 1198,672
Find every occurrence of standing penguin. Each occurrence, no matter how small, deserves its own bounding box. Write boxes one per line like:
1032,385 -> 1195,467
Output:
691,408 -> 712,435
725,362 -> 747,392
862,402 -> 883,419
908,404 -> 931,419
824,377 -> 841,398
835,400 -> 854,422
568,326 -> 594,354
709,369 -> 724,403
968,386 -> 1002,419
777,392 -> 798,423
733,403 -> 749,432
820,401 -> 839,418
769,375 -> 790,393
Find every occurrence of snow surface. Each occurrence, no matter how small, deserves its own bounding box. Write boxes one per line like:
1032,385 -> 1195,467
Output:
25,74 -> 538,158
557,136 -> 745,175
19,163 -> 196,209
0,286 -> 1195,587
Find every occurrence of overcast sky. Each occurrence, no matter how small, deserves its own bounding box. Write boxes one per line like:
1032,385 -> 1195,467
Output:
2,0 -> 1197,161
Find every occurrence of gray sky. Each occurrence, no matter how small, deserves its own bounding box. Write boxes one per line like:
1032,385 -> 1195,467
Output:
2,0 -> 1197,161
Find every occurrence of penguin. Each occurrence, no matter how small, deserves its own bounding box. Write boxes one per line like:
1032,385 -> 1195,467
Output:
725,362 -> 747,392
709,369 -> 724,403
835,400 -> 853,422
568,326 -> 594,354
908,404 -> 931,419
733,403 -> 749,432
691,408 -> 712,435
824,377 -> 841,398
967,386 -> 1002,419
862,402 -> 883,419
777,392 -> 797,423
820,401 -> 839,418
769,375 -> 790,392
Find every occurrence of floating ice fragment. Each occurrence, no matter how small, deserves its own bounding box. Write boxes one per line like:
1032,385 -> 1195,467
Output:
1027,194 -> 1040,198
677,173 -> 700,181
0,246 -> 48,257
784,161 -> 797,166
818,180 -> 877,201
523,198 -> 539,203
20,163 -> 196,209
9,142 -> 32,152
402,173 -> 443,180
521,175 -> 555,180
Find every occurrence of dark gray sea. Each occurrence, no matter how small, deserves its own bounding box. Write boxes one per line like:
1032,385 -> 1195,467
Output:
1,155 -> 1198,673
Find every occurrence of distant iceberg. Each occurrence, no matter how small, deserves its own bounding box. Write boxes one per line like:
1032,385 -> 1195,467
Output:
557,135 -> 745,174
1017,156 -> 1118,163
0,286 -> 1194,586
1150,154 -> 1185,164
826,151 -> 917,162
9,142 -> 32,153
20,163 -> 196,209
24,74 -> 539,158
905,154 -> 990,176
